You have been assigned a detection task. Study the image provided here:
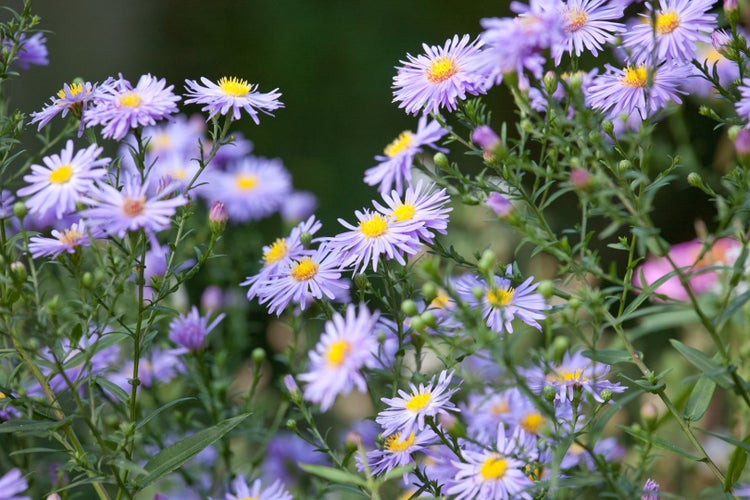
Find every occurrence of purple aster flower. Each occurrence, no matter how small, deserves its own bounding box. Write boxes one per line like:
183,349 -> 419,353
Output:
472,125 -> 501,152
298,303 -> 380,411
486,192 -> 514,218
392,34 -> 487,116
462,388 -> 520,446
586,63 -> 690,119
330,208 -> 423,274
225,475 -> 292,500
168,306 -> 225,351
0,391 -> 21,422
280,190 -> 318,223
184,76 -> 283,123
262,432 -> 329,489
255,244 -> 349,316
376,369 -> 460,437
622,0 -> 717,64
201,156 -> 292,222
445,424 -> 533,500
80,173 -> 187,238
17,140 -> 110,219
642,478 -> 660,500
555,0 -> 625,64
0,190 -> 14,219
359,428 -> 437,478
84,74 -> 180,141
110,347 -> 185,392
373,180 -> 452,245
0,468 -> 30,500
30,81 -> 97,133
560,436 -> 624,470
28,220 -> 103,259
683,33 -> 744,96
364,115 -> 448,194
734,78 -> 750,122
9,32 -> 48,70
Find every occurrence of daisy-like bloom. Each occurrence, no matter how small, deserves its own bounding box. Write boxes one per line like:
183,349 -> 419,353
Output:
84,73 -> 180,141
225,475 -> 292,500
330,208 -> 423,274
0,190 -> 14,219
462,388 -> 519,446
560,436 -> 624,470
17,140 -> 110,219
392,34 -> 487,116
364,115 -> 447,194
586,63 -> 690,120
256,244 -> 349,316
9,32 -> 48,70
360,427 -> 437,477
622,0 -> 717,64
30,81 -> 97,132
28,220 -> 102,259
80,173 -> 187,238
642,478 -> 660,500
373,180 -> 451,245
446,424 -> 533,500
184,76 -> 284,123
280,191 -> 318,223
168,306 -> 225,351
200,156 -> 291,222
297,303 -> 380,411
554,0 -> 625,64
0,468 -> 30,500
0,391 -> 21,422
110,347 -> 185,393
734,79 -> 750,122
376,369 -> 460,437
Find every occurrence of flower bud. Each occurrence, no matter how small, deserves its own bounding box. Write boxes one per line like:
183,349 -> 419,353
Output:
486,192 -> 513,218
520,119 -> 533,133
728,124 -> 742,142
570,168 -> 592,190
552,336 -> 569,363
599,388 -> 613,402
724,0 -> 740,28
208,201 -> 227,234
10,261 -> 27,283
601,120 -> 614,136
472,285 -> 485,301
401,299 -> 418,317
471,125 -> 501,151
618,159 -> 632,171
420,310 -> 437,328
687,172 -> 704,189
542,385 -> 557,402
421,282 -> 438,303
735,129 -> 750,168
251,347 -> 266,365
640,401 -> 659,429
286,418 -> 298,431
478,249 -> 496,274
433,152 -> 449,170
283,374 -> 302,404
537,280 -> 555,299
299,231 -> 313,248
12,201 -> 26,220
354,273 -> 369,291
81,271 -> 94,289
543,71 -> 558,95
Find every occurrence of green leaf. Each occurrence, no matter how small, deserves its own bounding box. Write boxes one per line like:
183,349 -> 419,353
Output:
725,436 -> 750,492
136,413 -> 249,489
714,290 -> 750,329
684,376 -> 716,422
669,339 -> 733,389
619,425 -> 702,461
95,377 -> 130,404
137,397 -> 196,430
298,463 -> 367,487
0,417 -> 72,435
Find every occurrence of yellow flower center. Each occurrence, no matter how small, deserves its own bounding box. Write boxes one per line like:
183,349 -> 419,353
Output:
359,214 -> 388,238
290,257 -> 318,282
655,10 -> 680,35
479,456 -> 508,481
263,238 -> 288,265
235,173 -> 259,191
57,82 -> 84,99
427,56 -> 458,83
241,497 -> 258,500
704,48 -> 722,65
429,290 -> 451,310
0,392 -> 5,399
218,76 -> 252,97
384,131 -> 414,157
168,168 -> 188,180
58,227 -> 84,246
392,203 -> 416,221
565,7 -> 588,32
49,164 -> 73,185
521,412 -> 545,434
122,196 -> 146,217
385,432 -> 416,453
548,368 -> 588,384
620,66 -> 648,88
325,340 -> 351,367
491,400 -> 510,415
405,391 -> 431,412
151,132 -> 172,150
118,92 -> 142,108
486,287 -> 515,308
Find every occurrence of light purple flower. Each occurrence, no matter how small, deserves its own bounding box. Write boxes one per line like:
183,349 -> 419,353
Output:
642,478 -> 660,500
30,81 -> 97,133
373,180 -> 452,245
9,32 -> 48,70
472,125 -> 500,151
28,220 -> 103,259
262,433 -> 329,489
486,192 -> 513,218
110,347 -> 185,392
555,0 -> 625,64
0,468 -> 30,500
0,391 -> 21,422
184,76 -> 283,123
734,78 -> 750,122
225,476 -> 292,500
169,306 -> 225,351
280,191 -> 318,223
360,427 -> 437,478
560,436 -> 624,470
0,190 -> 14,219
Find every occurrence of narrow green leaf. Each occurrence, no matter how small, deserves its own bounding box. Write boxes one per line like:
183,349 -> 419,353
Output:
136,413 -> 249,489
725,436 -> 750,492
669,339 -> 733,389
95,377 -> 129,404
111,457 -> 149,478
137,397 -> 196,430
619,425 -> 702,461
684,376 -> 716,422
298,463 -> 367,487
0,417 -> 72,435
714,290 -> 750,329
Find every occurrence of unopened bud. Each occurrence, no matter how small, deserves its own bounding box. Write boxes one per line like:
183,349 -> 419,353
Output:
472,285 -> 485,301
251,347 -> 266,365
421,282 -> 438,303
599,389 -> 613,402
618,159 -> 632,171
354,273 -> 369,291
543,71 -> 558,95
478,249 -> 496,274
10,261 -> 26,283
401,299 -> 418,317
687,172 -> 704,188
542,385 -> 557,402
286,419 -> 297,431
537,280 -> 554,299
283,374 -> 302,403
208,201 -> 227,234
472,125 -> 501,151
552,336 -> 569,363
725,0 -> 740,28
520,119 -> 533,133
735,129 -> 750,168
81,272 -> 94,289
433,152 -> 449,170
570,168 -> 592,190
12,201 -> 26,220
728,125 -> 742,142
640,401 -> 659,429
601,120 -> 614,136
420,310 -> 437,328
299,231 -> 313,248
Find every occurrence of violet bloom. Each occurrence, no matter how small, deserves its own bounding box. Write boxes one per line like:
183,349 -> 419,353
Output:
0,468 -> 30,500
225,476 -> 292,500
0,190 -> 14,219
262,433 -> 329,489
84,74 -> 180,141
734,79 -> 750,122
373,180 -> 452,245
0,391 -> 21,422
472,125 -> 500,152
360,427 -> 437,478
487,192 -> 513,218
642,478 -> 660,500
9,32 -> 48,70
184,76 -> 283,123
555,0 -> 625,64
28,220 -> 103,259
280,191 -> 318,222
168,306 -> 225,351
110,347 -> 184,392
30,81 -> 97,132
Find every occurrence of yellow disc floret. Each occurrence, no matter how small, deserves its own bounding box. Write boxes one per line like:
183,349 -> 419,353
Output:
405,392 -> 431,412
57,82 -> 84,99
359,214 -> 388,238
49,164 -> 73,185
325,340 -> 351,367
521,412 -> 545,434
486,287 -> 515,308
620,66 -> 648,88
565,7 -> 588,32
385,432 -> 416,453
235,173 -> 259,191
58,227 -> 84,246
122,196 -> 146,217
118,92 -> 142,108
290,257 -> 318,282
384,131 -> 414,157
218,76 -> 253,97
427,56 -> 458,83
263,238 -> 289,265
392,203 -> 416,221
480,456 -> 508,481
655,10 -> 680,35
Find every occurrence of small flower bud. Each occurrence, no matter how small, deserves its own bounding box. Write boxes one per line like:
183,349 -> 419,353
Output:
354,273 -> 369,291
568,296 -> 581,310
433,152 -> 449,170
401,299 -> 419,317
542,385 -> 557,402
640,401 -> 659,429
410,316 -> 425,333
728,124 -> 742,142
472,125 -> 501,151
601,120 -> 614,136
208,201 -> 227,234
486,192 -> 513,218
299,231 -> 313,248
81,271 -> 94,289
12,201 -> 26,220
552,336 -> 569,363
251,347 -> 266,365
566,71 -> 583,93
344,431 -> 363,452
543,71 -> 558,95
421,282 -> 438,303
520,119 -> 533,133
687,172 -> 704,188
9,261 -> 27,283
618,159 -> 632,171
472,285 -> 485,301
570,168 -> 592,189
537,280 -> 554,299
283,374 -> 302,403
286,418 -> 298,431
724,0 -> 740,28
735,129 -> 750,168
478,249 -> 496,274
420,310 -> 437,328
599,389 -> 613,402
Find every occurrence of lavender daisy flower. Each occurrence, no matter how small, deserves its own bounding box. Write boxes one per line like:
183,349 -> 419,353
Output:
225,475 -> 292,500
364,115 -> 447,194
586,63 -> 690,119
376,369 -> 460,437
84,74 -> 180,141
81,173 -> 187,237
280,191 -> 318,223
360,428 -> 437,477
262,433 -> 329,489
17,140 -> 109,219
0,190 -> 14,219
642,478 -> 660,499
30,81 -> 97,132
622,0 -> 717,64
734,78 -> 750,122
169,306 -> 225,351
256,244 -> 349,316
297,303 -> 380,411
111,347 -> 184,392
184,76 -> 284,123
0,468 -> 30,500
0,391 -> 21,422
392,34 -> 487,116
373,180 -> 452,245
28,220 -> 103,259
330,209 -> 423,274
555,0 -> 625,64
9,32 -> 48,70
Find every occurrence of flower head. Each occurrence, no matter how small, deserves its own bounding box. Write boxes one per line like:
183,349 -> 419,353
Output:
0,468 -> 30,500
30,81 -> 97,132
555,0 -> 625,63
225,475 -> 292,500
9,32 -> 48,70
642,478 -> 660,500
168,306 -> 225,351
184,76 -> 284,123
28,220 -> 103,259
361,428 -> 437,477
373,180 -> 452,245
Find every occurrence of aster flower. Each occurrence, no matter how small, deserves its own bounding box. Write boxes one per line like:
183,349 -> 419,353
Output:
280,191 -> 318,222
586,63 -> 690,119
392,34 -> 487,116
373,180 -> 451,244
0,391 -> 21,422
360,428 -> 437,477
330,209 -> 423,274
17,140 -> 110,219
184,76 -> 284,123
30,81 -> 97,132
364,115 -> 447,194
642,478 -> 660,500
555,0 -> 625,64
463,388 -> 520,445
256,244 -> 349,316
297,303 -> 380,411
84,73 -> 180,141
560,436 -> 624,470
80,173 -> 187,238
28,220 -> 103,259
0,468 -> 30,500
0,190 -> 14,219
225,475 -> 292,500
262,433 -> 329,489
622,0 -> 717,64
9,32 -> 48,70
376,369 -> 460,436
168,306 -> 225,351
735,79 -> 750,122
111,347 -> 185,392
486,192 -> 514,218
